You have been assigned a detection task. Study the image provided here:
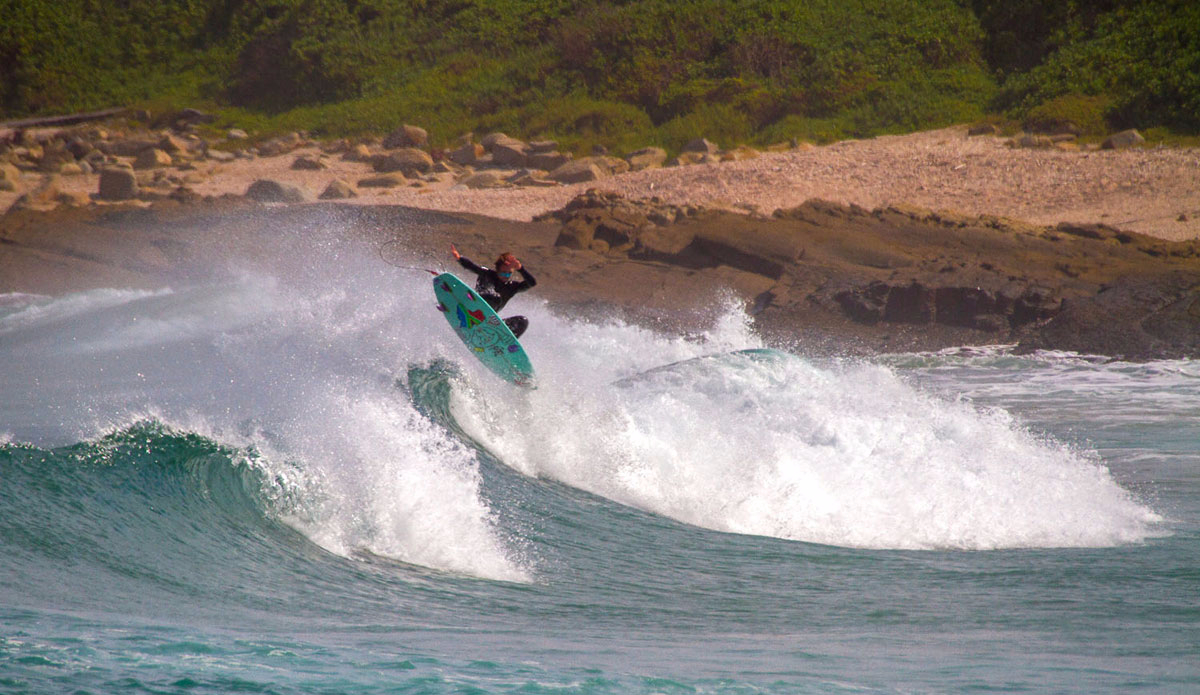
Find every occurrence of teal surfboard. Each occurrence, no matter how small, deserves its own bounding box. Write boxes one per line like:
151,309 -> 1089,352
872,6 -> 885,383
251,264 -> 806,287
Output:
433,272 -> 535,387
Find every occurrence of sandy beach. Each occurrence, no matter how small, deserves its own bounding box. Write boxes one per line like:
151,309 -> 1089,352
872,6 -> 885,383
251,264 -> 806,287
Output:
4,125 -> 1199,241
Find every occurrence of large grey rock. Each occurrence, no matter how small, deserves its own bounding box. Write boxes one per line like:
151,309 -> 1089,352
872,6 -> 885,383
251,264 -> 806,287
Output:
1101,129 -> 1145,149
98,166 -> 138,200
490,138 -> 529,167
460,171 -> 505,189
357,174 -> 406,188
372,148 -> 433,175
245,179 -> 306,202
480,132 -> 510,150
157,134 -> 189,153
448,142 -> 483,166
382,124 -> 428,149
134,148 -> 173,169
291,155 -> 327,170
319,179 -> 357,199
626,147 -> 667,171
1011,133 -> 1053,149
256,132 -> 303,157
548,159 -> 605,184
682,137 -> 719,154
527,150 -> 571,170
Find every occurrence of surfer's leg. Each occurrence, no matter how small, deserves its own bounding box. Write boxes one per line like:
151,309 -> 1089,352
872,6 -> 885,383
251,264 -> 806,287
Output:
505,316 -> 529,338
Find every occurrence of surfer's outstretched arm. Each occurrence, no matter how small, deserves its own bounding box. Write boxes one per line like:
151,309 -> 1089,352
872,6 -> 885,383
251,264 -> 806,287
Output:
452,245 -> 487,276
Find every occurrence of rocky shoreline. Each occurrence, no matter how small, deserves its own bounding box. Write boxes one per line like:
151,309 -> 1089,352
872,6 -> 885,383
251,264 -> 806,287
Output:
2,113 -> 1199,360
2,188 -> 1198,360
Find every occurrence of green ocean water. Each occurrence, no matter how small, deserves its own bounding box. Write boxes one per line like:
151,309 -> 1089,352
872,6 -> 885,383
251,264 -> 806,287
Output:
1,256 -> 1196,694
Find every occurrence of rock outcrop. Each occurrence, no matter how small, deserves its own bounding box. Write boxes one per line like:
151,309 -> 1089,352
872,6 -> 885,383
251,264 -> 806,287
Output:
533,191 -> 1200,358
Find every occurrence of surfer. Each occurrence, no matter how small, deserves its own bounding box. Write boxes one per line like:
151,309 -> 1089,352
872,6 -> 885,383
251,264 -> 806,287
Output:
450,245 -> 537,338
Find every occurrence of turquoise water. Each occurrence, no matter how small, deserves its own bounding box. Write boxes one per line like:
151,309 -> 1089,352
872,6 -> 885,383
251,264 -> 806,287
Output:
1,240 -> 1196,694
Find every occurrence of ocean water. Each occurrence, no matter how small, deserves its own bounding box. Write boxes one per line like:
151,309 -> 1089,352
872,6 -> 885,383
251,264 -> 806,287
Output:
1,229 -> 1197,694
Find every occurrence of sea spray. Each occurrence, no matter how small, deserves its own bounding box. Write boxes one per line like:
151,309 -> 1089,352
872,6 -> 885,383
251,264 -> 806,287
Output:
0,269 -> 533,582
454,316 -> 1161,551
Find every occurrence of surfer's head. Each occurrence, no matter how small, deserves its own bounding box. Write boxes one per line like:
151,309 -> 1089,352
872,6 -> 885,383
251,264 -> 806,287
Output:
495,253 -> 521,277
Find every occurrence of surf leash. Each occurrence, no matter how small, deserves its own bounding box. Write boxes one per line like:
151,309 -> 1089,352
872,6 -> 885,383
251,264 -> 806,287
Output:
378,238 -> 440,275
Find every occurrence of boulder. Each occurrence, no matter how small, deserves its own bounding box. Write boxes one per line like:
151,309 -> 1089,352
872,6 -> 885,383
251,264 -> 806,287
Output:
480,132 -> 510,150
0,162 -> 21,191
245,179 -> 306,202
626,147 -> 667,171
166,185 -> 202,204
527,150 -> 572,170
594,155 -> 630,176
341,144 -> 372,162
510,172 -> 559,187
490,138 -> 530,167
98,165 -> 138,200
134,148 -> 173,169
1101,129 -> 1145,149
257,132 -> 303,157
548,159 -> 605,184
668,152 -> 714,166
554,218 -> 597,250
460,171 -> 505,189
291,155 -> 327,170
206,150 -> 236,163
55,190 -> 91,207
528,140 -> 559,153
157,134 -> 189,153
319,179 -> 357,199
682,137 -> 719,154
227,128 -> 249,140
357,174 -> 406,188
382,124 -> 428,149
1011,133 -> 1053,149
38,142 -> 75,172
65,137 -> 94,160
8,176 -> 62,210
448,142 -> 483,166
373,148 -> 432,175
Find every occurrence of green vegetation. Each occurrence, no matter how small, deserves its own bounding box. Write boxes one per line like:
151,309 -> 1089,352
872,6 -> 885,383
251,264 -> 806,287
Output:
2,0 -> 1197,152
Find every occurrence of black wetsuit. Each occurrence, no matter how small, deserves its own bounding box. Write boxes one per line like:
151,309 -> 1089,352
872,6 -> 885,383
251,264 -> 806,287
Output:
457,256 -> 537,338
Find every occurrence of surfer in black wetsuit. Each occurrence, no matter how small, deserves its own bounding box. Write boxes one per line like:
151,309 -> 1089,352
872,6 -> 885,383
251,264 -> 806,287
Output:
451,244 -> 537,338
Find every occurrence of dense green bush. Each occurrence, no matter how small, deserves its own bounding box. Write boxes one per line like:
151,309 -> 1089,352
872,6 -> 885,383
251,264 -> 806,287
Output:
986,0 -> 1200,131
2,0 -> 1196,146
1023,94 -> 1111,136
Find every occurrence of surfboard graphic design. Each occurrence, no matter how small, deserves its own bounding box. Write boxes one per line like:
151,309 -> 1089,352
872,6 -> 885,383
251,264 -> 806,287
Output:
433,273 -> 535,387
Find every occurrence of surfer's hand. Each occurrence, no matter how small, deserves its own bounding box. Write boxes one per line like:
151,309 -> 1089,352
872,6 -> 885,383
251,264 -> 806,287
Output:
451,244 -> 460,260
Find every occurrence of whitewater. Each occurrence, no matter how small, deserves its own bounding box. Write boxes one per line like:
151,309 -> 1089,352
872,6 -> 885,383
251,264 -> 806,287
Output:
1,226 -> 1196,694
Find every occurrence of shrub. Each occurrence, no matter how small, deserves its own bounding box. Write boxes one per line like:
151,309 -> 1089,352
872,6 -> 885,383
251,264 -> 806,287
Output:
1024,94 -> 1111,136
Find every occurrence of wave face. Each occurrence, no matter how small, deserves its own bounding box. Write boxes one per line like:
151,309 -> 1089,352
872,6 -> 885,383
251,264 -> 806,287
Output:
0,259 -> 1163,581
1,228 -> 1193,695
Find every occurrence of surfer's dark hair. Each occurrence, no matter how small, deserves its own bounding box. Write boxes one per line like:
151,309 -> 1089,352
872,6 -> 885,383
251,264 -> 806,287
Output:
496,252 -> 519,268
